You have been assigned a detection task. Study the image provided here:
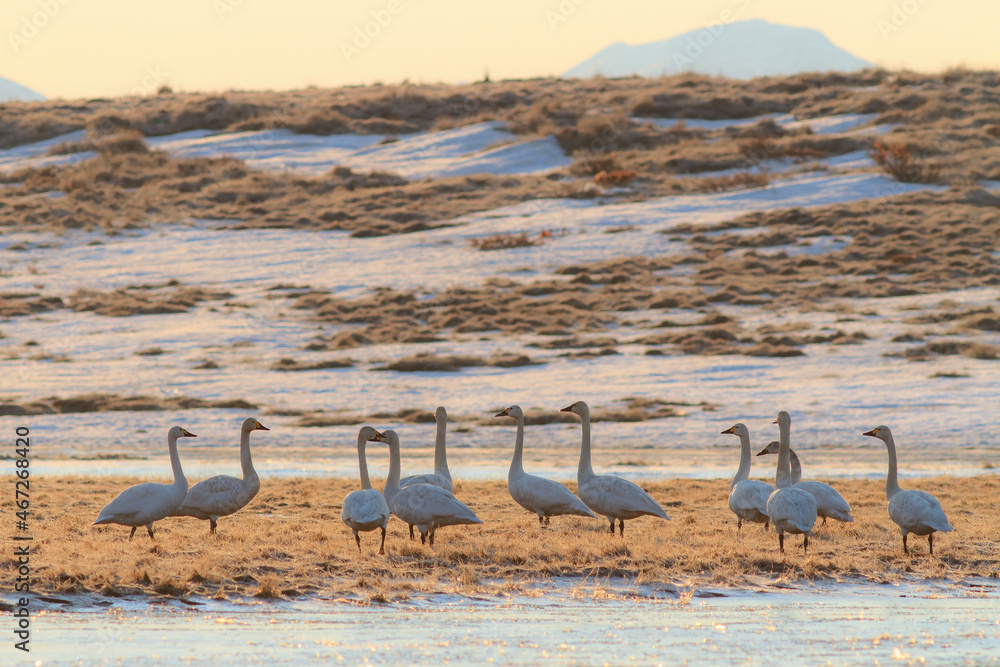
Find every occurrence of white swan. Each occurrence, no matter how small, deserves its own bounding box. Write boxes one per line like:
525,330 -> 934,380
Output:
341,426 -> 391,554
721,423 -> 773,530
375,429 -> 482,545
863,425 -> 953,554
496,405 -> 598,526
94,426 -> 196,539
765,412 -> 817,553
170,417 -> 269,534
561,401 -> 670,535
755,441 -> 854,525
398,406 -> 452,539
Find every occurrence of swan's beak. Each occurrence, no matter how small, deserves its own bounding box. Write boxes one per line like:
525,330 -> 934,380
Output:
559,404 -> 573,413
862,428 -> 879,437
772,417 -> 778,424
368,429 -> 385,443
180,429 -> 197,438
721,426 -> 736,434
755,447 -> 768,456
256,422 -> 270,431
494,408 -> 510,418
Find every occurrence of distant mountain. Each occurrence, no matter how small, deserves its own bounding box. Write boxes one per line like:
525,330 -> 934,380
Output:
563,19 -> 872,80
0,76 -> 45,102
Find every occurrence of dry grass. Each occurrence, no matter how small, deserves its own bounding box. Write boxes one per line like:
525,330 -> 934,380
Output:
869,140 -> 941,183
6,475 -> 997,603
470,232 -> 539,251
691,169 -> 771,193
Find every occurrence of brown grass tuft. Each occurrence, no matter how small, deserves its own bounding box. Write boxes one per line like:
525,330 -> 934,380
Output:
869,140 -> 940,183
470,232 -> 539,251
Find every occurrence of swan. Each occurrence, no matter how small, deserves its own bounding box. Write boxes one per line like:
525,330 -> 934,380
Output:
94,426 -> 196,539
863,425 -> 953,554
496,405 -> 598,526
561,401 -> 670,535
375,429 -> 482,545
765,412 -> 817,553
170,417 -> 269,534
398,406 -> 452,539
755,441 -> 854,525
721,423 -> 773,530
341,426 -> 391,554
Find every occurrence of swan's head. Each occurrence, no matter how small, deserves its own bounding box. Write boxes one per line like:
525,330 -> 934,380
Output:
773,411 -> 791,427
435,406 -> 447,423
168,426 -> 197,440
756,441 -> 780,456
560,400 -> 589,417
721,423 -> 748,437
357,426 -> 380,443
242,418 -> 269,432
495,405 -> 523,420
862,425 -> 892,442
372,429 -> 399,447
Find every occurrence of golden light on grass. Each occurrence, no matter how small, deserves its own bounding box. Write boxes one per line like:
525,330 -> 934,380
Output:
7,475 -> 998,603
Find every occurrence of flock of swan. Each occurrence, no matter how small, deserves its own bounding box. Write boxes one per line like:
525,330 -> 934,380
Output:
93,403 -> 954,557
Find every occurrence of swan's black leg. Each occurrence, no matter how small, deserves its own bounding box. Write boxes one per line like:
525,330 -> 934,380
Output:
902,534 -> 909,554
420,531 -> 427,545
803,534 -> 809,554
544,516 -> 550,526
618,519 -> 625,537
129,526 -> 137,540
409,524 -> 415,540
928,533 -> 934,555
607,518 -> 615,534
778,532 -> 785,553
737,518 -> 743,531
764,520 -> 769,532
538,515 -> 545,526
354,532 -> 362,553
378,527 -> 386,555
146,525 -> 155,540
210,519 -> 218,534
428,528 -> 435,547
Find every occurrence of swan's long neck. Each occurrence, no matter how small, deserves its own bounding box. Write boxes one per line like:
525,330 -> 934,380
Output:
731,432 -> 752,491
168,433 -> 186,490
788,448 -> 802,485
508,414 -> 525,481
775,420 -> 792,489
883,433 -> 902,500
382,442 -> 400,504
577,410 -> 595,484
240,426 -> 257,483
357,433 -> 372,491
433,414 -> 450,482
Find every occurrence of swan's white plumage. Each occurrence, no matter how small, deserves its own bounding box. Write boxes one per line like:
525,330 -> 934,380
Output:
863,425 -> 953,554
399,406 -> 452,493
377,429 -> 481,545
94,426 -> 195,539
171,418 -> 268,533
562,401 -> 669,535
756,441 -> 854,524
765,412 -> 817,553
497,405 -> 598,524
721,423 -> 772,528
342,426 -> 390,554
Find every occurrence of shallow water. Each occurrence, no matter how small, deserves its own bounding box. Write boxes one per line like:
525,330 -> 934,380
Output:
18,582 -> 1000,665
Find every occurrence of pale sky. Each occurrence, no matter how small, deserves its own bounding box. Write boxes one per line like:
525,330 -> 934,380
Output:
4,0 -> 998,99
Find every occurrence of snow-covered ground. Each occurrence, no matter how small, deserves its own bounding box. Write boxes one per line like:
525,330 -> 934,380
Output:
1,113 -> 997,480
0,121 -> 571,178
